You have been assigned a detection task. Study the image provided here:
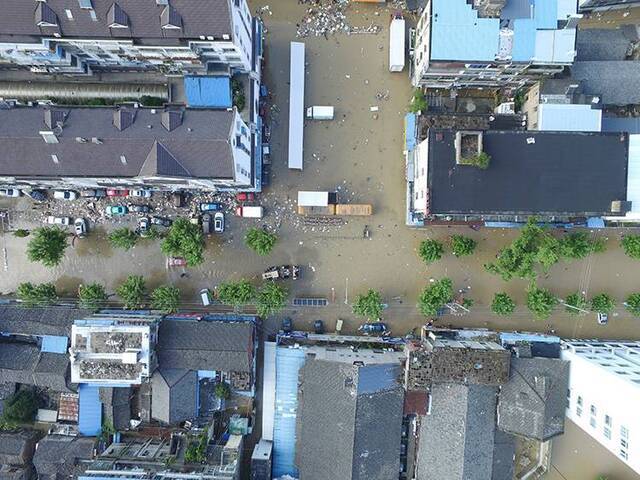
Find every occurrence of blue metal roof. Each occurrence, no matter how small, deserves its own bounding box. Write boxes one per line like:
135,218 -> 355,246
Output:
41,335 -> 68,354
512,0 -> 559,61
602,116 -> 640,134
184,76 -> 232,108
430,0 -> 500,61
78,384 -> 102,436
405,113 -> 417,152
272,347 -> 305,479
357,364 -> 400,395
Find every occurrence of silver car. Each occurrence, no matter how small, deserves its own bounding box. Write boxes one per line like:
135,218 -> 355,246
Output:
214,212 -> 225,233
74,218 -> 87,237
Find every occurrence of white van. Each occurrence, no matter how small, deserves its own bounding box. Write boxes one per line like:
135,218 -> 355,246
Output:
306,106 -> 334,120
200,288 -> 212,306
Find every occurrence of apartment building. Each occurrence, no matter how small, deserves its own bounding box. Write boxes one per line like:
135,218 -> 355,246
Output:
0,0 -> 253,75
562,340 -> 640,474
411,0 -> 580,88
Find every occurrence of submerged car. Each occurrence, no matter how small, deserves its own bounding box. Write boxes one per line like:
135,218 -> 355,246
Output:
137,217 -> 150,237
199,202 -> 223,212
74,218 -> 87,237
130,204 -> 151,214
358,322 -> 388,335
151,216 -> 172,227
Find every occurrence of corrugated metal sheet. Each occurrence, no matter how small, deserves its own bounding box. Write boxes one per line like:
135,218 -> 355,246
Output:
272,347 -> 305,478
405,113 -> 417,152
78,384 -> 102,436
262,342 -> 277,441
627,134 -> 640,214
288,42 -> 305,170
184,76 -> 232,108
298,191 -> 329,207
41,335 -> 68,354
538,104 -> 602,131
602,117 -> 640,135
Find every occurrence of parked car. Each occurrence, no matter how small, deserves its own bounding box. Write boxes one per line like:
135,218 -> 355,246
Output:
46,216 -> 72,226
214,212 -> 225,233
358,322 -> 388,335
262,265 -> 299,281
171,192 -> 184,207
202,214 -> 211,235
106,188 -> 129,197
74,218 -> 87,237
236,192 -> 255,202
0,188 -> 21,198
167,256 -> 187,267
53,190 -> 77,200
199,202 -> 223,212
80,189 -> 107,198
130,189 -> 152,198
105,205 -> 128,216
130,204 -> 151,214
261,164 -> 271,187
282,317 -> 293,334
313,320 -> 325,334
151,216 -> 172,227
200,288 -> 212,306
597,312 -> 608,325
28,190 -> 47,201
137,217 -> 150,237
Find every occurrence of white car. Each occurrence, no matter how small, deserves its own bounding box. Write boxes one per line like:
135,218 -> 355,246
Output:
46,216 -> 72,226
214,212 -> 225,233
74,218 -> 87,237
130,189 -> 152,198
0,188 -> 21,197
53,190 -> 78,200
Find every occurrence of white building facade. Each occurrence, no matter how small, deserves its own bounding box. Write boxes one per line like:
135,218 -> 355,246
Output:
562,340 -> 640,473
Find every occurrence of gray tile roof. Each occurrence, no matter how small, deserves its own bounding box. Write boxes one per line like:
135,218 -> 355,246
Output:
295,360 -> 404,480
0,343 -> 70,392
491,430 -> 515,480
33,435 -> 95,480
415,384 -> 499,480
99,387 -> 131,431
576,28 -> 632,61
157,320 -> 254,373
0,106 -> 235,180
571,61 -> 640,105
0,0 -> 232,44
151,368 -> 197,425
497,357 -> 570,441
0,432 -> 36,466
0,306 -> 89,337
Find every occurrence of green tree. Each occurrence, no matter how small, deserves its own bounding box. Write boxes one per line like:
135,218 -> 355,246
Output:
217,279 -> 256,310
491,292 -> 515,316
625,293 -> 640,317
535,235 -> 561,272
526,285 -> 557,319
559,232 -> 606,259
161,218 -> 205,267
352,289 -> 384,320
418,239 -> 444,264
26,227 -> 67,267
2,390 -> 38,423
418,279 -> 453,316
116,275 -> 146,309
214,382 -> 231,400
108,228 -> 138,251
16,282 -> 57,307
151,285 -> 180,313
409,88 -> 427,113
591,293 -> 615,314
244,228 -> 277,256
13,229 -> 29,238
450,235 -> 477,257
78,283 -> 107,311
564,292 -> 588,316
255,283 -> 287,318
621,234 -> 640,259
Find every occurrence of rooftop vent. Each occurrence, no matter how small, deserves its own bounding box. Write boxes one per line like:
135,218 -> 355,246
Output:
120,155 -> 127,165
156,0 -> 169,5
113,108 -> 135,131
39,131 -> 59,144
108,3 -> 129,28
161,110 -> 183,132
91,137 -> 103,144
75,137 -> 88,143
35,3 -> 58,28
78,0 -> 93,9
161,5 -> 182,29
51,154 -> 60,164
44,109 -> 66,129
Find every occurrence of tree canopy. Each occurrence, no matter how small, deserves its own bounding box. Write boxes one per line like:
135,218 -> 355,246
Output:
116,275 -> 146,309
625,293 -> 640,317
418,239 -> 444,264
78,283 -> 107,311
352,289 -> 384,320
245,228 -> 277,256
564,292 -> 588,316
217,279 -> 256,310
558,232 -> 605,259
26,227 -> 68,267
491,292 -> 515,316
409,88 -> 427,113
418,279 -> 453,316
621,234 -> 640,259
161,218 -> 205,266
450,235 -> 477,257
526,285 -> 557,319
108,228 -> 138,251
590,293 -> 615,314
16,282 -> 57,307
3,390 -> 38,423
214,382 -> 231,400
255,283 -> 287,318
151,285 -> 180,313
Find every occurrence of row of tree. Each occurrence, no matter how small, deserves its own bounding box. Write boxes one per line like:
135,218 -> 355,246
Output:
217,279 -> 287,317
24,221 -> 280,269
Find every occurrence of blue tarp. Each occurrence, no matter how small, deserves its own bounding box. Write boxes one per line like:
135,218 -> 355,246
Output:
78,384 -> 102,436
41,335 -> 68,354
587,217 -> 606,228
272,347 -> 305,478
184,76 -> 232,108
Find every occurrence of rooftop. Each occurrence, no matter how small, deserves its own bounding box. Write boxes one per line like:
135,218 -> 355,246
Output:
33,435 -> 96,480
0,0 -> 233,45
0,106 -> 236,181
0,306 -> 89,337
570,61 -> 640,106
0,342 -> 70,392
426,129 -> 628,217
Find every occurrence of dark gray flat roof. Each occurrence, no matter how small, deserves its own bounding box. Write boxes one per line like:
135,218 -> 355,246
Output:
0,106 -> 235,180
0,0 -> 232,44
427,130 -> 628,216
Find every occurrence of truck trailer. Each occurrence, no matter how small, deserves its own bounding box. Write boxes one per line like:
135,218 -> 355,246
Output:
389,16 -> 406,72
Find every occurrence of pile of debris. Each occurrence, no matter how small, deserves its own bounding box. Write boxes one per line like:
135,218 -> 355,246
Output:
296,1 -> 381,38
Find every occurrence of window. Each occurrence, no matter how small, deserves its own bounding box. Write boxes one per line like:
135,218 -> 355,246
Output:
621,439 -> 628,449
621,426 -> 629,439
577,396 -> 583,406
620,450 -> 628,460
590,417 -> 596,428
605,415 -> 612,427
576,406 -> 582,417
590,405 -> 596,416
604,427 -> 611,439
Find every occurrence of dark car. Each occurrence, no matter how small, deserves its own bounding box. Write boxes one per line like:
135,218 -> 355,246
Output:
28,190 -> 47,201
202,213 -> 211,235
80,189 -> 107,198
313,320 -> 324,334
358,322 -> 388,335
282,317 -> 293,334
151,216 -> 172,227
261,164 -> 271,187
130,204 -> 151,214
171,192 -> 184,208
